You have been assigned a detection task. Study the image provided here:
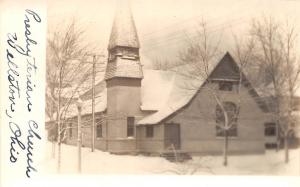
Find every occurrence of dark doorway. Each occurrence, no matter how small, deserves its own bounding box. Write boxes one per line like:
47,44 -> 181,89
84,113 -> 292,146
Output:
164,123 -> 181,150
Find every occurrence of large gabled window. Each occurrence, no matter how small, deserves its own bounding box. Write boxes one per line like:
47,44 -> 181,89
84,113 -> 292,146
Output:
127,117 -> 135,137
216,102 -> 238,137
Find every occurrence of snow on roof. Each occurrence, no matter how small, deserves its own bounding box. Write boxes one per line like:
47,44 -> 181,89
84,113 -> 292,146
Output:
108,0 -> 140,50
49,67 -> 105,100
137,72 -> 205,125
141,70 -> 175,111
138,75 -> 204,124
62,88 -> 107,119
138,53 -> 224,125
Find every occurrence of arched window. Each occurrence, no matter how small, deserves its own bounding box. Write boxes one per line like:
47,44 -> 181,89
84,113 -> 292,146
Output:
216,102 -> 238,137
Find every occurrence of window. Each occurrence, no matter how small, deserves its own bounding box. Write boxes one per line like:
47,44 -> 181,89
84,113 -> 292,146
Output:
264,122 -> 276,136
265,143 -> 277,149
96,118 -> 103,138
68,123 -> 72,138
216,102 -> 238,137
96,124 -> 102,138
146,126 -> 154,138
216,124 -> 237,137
127,117 -> 135,137
219,81 -> 233,91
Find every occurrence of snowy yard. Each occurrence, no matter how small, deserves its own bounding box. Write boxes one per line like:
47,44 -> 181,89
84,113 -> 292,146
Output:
41,142 -> 300,175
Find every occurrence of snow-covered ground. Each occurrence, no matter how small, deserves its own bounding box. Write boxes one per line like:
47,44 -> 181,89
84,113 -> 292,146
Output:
41,142 -> 300,175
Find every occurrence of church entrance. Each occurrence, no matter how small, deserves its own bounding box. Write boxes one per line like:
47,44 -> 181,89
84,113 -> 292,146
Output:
164,123 -> 181,150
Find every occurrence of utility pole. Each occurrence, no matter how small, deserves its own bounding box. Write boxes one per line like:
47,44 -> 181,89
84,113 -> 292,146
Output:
85,53 -> 105,152
91,55 -> 96,152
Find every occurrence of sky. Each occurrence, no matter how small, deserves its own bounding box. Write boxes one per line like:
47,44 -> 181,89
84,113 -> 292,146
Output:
47,0 -> 300,67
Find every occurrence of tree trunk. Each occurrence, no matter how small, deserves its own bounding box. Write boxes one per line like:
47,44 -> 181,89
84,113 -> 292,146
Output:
57,68 -> 62,173
57,140 -> 61,172
276,121 -> 280,152
223,130 -> 228,166
52,140 -> 55,159
284,134 -> 289,163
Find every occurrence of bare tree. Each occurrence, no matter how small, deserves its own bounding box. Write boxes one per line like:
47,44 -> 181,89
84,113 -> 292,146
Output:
46,20 -> 99,172
250,17 -> 300,163
282,22 -> 300,163
152,57 -> 173,70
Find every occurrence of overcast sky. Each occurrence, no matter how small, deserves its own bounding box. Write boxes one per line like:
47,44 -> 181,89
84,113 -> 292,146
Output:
47,0 -> 300,67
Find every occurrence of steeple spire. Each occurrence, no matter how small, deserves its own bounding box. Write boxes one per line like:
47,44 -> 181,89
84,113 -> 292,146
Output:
108,0 -> 140,50
105,0 -> 143,80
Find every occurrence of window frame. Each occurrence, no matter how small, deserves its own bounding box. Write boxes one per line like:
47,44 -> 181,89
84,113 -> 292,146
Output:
127,117 -> 135,137
146,126 -> 154,138
96,118 -> 103,138
96,124 -> 103,138
264,122 -> 276,136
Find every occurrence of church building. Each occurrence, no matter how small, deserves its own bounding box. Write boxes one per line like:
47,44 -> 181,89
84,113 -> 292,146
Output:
50,1 -> 276,156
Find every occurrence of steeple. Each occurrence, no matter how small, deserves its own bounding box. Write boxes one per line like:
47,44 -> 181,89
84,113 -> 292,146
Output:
105,0 -> 143,80
108,0 -> 140,50
104,0 -> 144,153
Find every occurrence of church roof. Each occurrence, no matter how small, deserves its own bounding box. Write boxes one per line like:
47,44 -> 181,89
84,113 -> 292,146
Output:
137,52 -> 268,125
141,70 -> 176,110
108,0 -> 140,50
62,89 -> 107,119
137,74 -> 200,125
